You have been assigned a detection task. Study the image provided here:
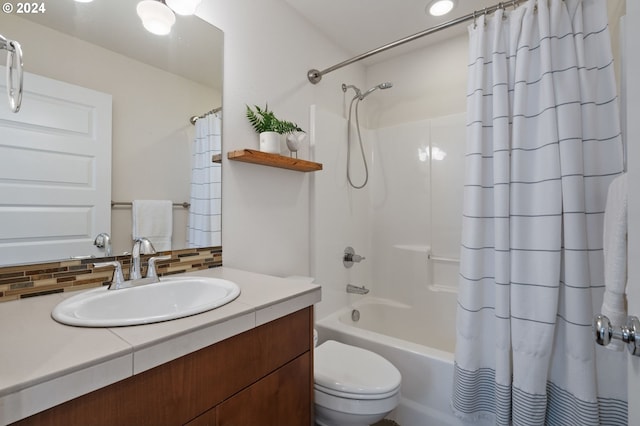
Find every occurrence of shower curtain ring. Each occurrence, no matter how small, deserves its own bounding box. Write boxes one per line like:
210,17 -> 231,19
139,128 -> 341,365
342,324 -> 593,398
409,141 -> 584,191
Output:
473,10 -> 477,29
498,2 -> 507,20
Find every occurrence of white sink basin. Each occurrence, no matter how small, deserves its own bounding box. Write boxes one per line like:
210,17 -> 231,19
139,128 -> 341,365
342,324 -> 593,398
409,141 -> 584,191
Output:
51,276 -> 240,327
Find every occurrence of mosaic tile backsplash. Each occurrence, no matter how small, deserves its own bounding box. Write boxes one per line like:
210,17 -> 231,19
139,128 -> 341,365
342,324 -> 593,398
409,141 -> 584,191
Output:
0,246 -> 222,303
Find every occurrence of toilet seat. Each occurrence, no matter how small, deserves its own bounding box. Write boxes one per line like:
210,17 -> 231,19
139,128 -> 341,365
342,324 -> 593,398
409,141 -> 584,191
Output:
314,340 -> 401,399
314,383 -> 400,400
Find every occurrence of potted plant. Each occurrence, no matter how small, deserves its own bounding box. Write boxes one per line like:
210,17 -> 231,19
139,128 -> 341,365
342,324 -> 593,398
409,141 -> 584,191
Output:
246,104 -> 304,154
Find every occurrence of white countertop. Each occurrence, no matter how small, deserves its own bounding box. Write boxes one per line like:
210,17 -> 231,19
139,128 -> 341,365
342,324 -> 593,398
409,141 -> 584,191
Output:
0,267 -> 321,425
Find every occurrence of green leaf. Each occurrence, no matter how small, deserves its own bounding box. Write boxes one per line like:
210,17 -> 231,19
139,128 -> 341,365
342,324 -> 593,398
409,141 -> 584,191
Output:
245,103 -> 305,134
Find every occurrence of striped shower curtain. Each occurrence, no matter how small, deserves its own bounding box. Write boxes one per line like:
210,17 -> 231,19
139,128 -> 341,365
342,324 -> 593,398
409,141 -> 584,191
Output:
452,0 -> 627,424
187,112 -> 222,248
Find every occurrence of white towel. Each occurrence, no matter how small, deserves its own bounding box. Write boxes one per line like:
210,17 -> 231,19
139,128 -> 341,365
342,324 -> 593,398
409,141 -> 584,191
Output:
601,173 -> 628,351
132,200 -> 173,251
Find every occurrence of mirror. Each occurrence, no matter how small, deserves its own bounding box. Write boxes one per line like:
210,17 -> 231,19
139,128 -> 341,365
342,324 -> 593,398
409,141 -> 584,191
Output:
0,0 -> 223,266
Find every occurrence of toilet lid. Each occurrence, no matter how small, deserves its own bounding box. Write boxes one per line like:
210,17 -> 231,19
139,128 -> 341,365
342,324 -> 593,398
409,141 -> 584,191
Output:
314,340 -> 401,397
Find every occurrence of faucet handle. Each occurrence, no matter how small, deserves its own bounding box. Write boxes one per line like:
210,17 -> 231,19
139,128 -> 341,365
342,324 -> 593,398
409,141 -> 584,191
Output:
343,246 -> 366,268
93,261 -> 125,290
146,255 -> 171,279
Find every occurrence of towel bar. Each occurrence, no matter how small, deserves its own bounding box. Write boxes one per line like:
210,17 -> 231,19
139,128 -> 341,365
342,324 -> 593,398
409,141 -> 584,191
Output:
111,201 -> 190,209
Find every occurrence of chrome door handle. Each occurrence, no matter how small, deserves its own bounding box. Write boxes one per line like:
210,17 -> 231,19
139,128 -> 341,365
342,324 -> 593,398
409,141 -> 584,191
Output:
594,314 -> 640,356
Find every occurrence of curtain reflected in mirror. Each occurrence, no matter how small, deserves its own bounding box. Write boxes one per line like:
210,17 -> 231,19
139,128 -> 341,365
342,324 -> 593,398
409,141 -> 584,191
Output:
188,110 -> 222,248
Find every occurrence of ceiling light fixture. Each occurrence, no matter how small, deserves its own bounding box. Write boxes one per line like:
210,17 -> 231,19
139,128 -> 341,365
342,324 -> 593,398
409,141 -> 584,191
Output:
426,0 -> 456,17
165,0 -> 202,16
137,0 -> 176,36
74,0 -> 94,3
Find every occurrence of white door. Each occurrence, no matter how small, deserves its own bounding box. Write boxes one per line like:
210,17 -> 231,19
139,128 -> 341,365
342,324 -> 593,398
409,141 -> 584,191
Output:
626,2 -> 640,424
0,68 -> 112,265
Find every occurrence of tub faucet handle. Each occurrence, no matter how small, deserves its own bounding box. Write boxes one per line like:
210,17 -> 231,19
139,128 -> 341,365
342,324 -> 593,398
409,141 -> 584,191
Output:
344,246 -> 366,268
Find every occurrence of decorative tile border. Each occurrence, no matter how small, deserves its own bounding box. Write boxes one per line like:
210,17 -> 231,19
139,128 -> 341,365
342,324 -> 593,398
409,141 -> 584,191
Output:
0,246 -> 222,303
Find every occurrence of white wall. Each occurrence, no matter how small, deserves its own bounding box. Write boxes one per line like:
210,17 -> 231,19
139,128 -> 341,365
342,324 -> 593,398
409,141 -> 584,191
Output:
365,34 -> 469,129
371,114 -> 465,299
310,106 -> 373,319
197,0 -> 366,280
193,0 -> 470,318
307,33 -> 470,317
365,34 -> 469,319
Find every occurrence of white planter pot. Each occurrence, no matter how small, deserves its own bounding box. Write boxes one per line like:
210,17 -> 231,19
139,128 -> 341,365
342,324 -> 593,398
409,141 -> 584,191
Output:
259,131 -> 281,154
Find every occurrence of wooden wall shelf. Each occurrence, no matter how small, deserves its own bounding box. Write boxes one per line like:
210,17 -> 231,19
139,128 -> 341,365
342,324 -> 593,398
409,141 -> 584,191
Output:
227,149 -> 323,173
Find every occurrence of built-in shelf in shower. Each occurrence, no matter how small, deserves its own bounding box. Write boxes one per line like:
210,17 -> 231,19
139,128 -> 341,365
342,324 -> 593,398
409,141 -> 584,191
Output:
227,149 -> 323,172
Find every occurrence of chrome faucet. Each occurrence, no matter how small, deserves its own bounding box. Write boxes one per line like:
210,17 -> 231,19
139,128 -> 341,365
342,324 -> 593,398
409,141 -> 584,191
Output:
130,237 -> 156,280
93,253 -> 170,290
346,284 -> 369,295
93,239 -> 169,290
93,232 -> 112,256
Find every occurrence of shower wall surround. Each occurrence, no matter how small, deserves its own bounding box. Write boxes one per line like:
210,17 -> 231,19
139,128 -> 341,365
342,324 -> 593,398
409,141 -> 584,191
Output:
0,246 -> 222,302
310,104 -> 465,320
371,112 -> 465,301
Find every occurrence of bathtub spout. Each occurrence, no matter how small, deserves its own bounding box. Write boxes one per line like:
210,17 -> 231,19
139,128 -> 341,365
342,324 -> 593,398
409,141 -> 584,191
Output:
346,284 -> 369,295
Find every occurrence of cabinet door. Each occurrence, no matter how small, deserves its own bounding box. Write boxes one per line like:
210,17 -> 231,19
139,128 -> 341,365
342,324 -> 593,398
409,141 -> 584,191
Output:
217,353 -> 311,426
184,407 -> 217,426
184,307 -> 312,418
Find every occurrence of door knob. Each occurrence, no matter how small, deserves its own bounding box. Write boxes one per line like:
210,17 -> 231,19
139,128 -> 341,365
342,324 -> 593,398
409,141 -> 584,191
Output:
594,314 -> 640,356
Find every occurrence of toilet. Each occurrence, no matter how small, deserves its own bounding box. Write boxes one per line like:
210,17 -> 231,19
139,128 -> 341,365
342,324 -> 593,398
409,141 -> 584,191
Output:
314,339 -> 401,426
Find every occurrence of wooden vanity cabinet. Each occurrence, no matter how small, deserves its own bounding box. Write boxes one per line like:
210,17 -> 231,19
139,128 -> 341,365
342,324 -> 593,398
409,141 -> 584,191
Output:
13,307 -> 314,426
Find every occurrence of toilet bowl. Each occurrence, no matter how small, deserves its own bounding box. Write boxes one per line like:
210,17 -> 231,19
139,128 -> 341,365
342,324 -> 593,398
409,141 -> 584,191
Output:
314,340 -> 401,426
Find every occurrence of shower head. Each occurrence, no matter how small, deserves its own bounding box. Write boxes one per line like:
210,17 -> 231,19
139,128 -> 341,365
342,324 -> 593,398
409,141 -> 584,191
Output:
342,83 -> 362,98
359,81 -> 393,100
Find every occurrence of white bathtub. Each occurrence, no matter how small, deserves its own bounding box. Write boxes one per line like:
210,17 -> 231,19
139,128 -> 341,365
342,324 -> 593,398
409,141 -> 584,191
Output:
315,296 -> 463,425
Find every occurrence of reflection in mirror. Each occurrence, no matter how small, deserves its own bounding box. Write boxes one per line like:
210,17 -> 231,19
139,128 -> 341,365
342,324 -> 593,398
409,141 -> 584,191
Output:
0,0 -> 223,266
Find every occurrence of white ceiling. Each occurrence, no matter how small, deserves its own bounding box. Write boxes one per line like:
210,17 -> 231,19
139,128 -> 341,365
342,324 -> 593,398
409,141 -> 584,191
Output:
18,0 -> 223,90
283,0 -> 503,66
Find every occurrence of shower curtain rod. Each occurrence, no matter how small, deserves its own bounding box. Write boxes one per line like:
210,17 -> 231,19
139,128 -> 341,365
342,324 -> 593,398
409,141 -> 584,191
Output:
307,0 -> 524,84
189,106 -> 222,125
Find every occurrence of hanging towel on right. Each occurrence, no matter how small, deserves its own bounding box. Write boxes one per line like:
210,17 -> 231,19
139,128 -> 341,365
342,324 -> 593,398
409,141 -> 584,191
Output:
601,172 -> 628,351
